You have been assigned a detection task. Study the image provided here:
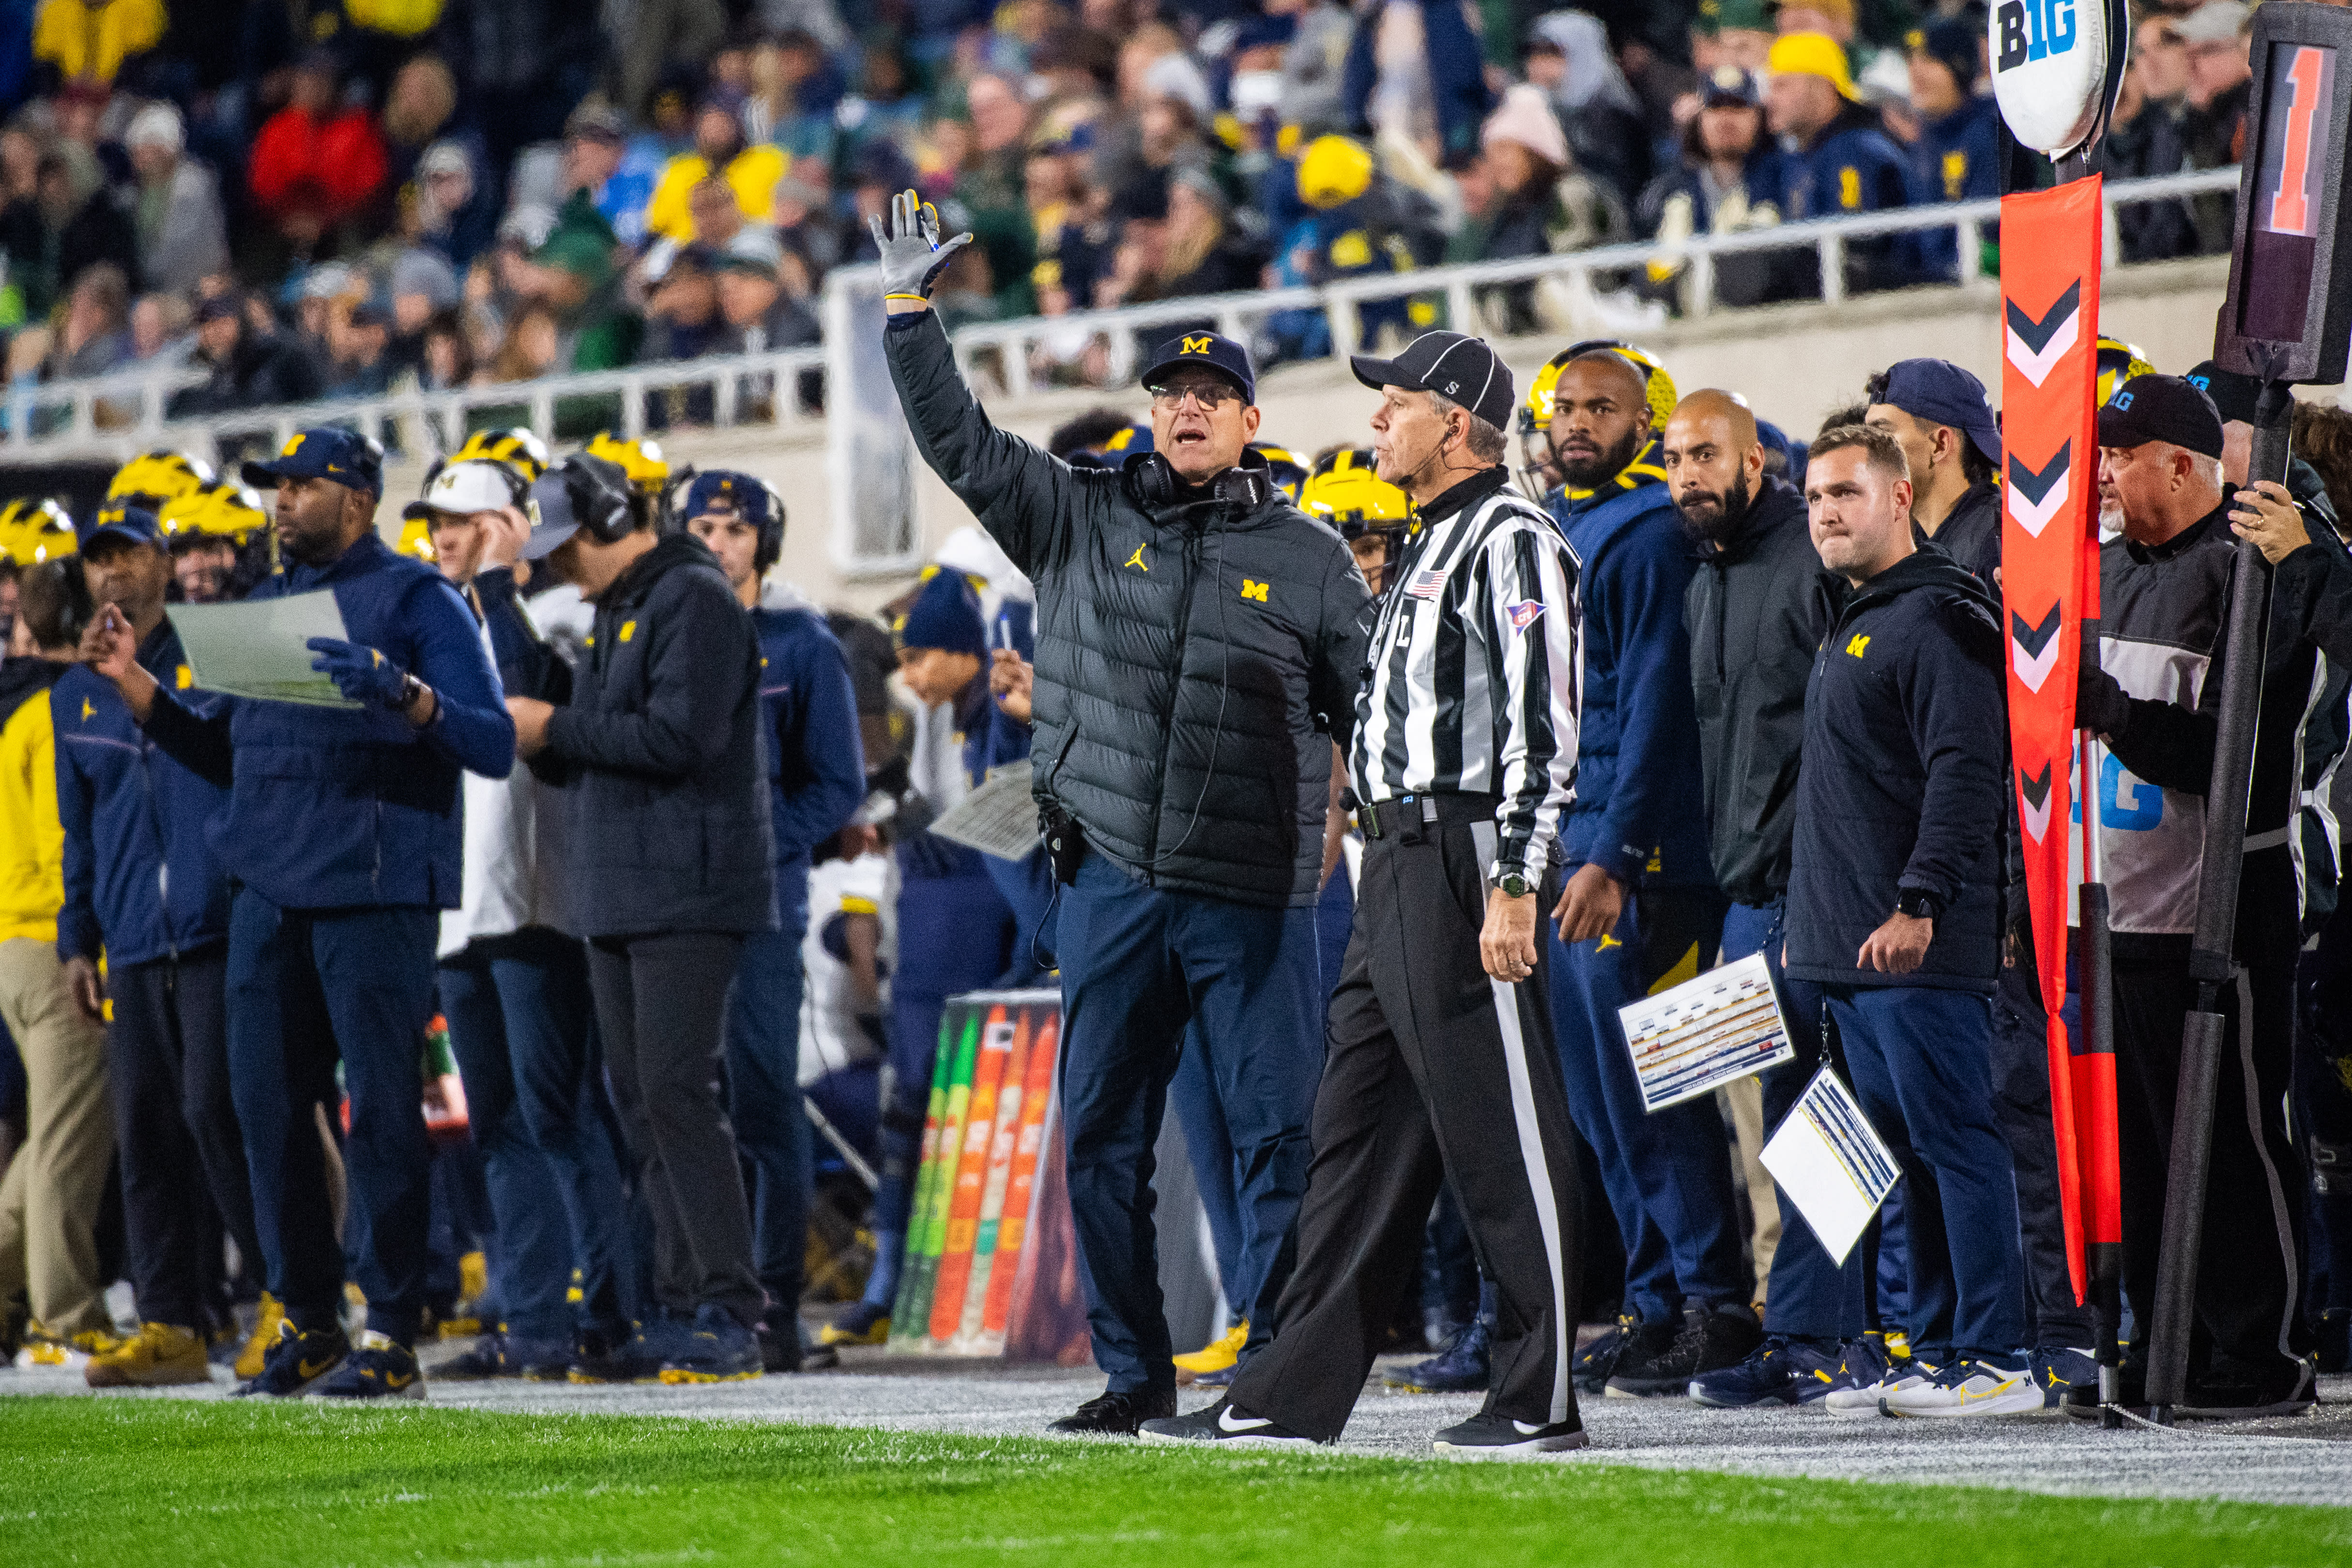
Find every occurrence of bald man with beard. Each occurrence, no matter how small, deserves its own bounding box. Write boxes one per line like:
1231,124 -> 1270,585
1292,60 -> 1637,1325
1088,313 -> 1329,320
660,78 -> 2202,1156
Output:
1665,391 -> 1869,1406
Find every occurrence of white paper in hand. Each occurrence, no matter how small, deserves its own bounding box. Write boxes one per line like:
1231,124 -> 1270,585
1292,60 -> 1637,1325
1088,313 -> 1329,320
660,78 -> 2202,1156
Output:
927,760 -> 1041,861
1760,1068 -> 1901,1267
170,590 -> 362,709
1616,951 -> 1794,1113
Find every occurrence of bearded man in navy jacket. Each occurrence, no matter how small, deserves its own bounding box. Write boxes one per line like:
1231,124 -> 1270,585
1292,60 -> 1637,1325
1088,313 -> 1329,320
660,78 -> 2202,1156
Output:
82,426 -> 515,1402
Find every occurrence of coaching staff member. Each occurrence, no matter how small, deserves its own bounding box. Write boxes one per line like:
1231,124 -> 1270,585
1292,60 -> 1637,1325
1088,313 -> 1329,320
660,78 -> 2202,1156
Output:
504,453 -> 775,1385
873,191 -> 1370,1434
1147,330 -> 1587,1454
82,427 -> 515,1400
56,504 -> 263,1386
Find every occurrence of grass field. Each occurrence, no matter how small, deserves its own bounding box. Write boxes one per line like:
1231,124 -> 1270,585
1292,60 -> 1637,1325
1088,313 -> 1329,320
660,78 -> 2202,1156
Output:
1,1396 -> 2347,1568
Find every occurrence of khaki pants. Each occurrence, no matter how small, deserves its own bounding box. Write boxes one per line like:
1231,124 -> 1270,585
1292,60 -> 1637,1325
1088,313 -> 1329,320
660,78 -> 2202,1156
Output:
0,937 -> 114,1335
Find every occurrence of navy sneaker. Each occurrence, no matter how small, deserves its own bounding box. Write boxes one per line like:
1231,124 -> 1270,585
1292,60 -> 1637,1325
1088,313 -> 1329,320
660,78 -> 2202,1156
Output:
1609,1304 -> 1762,1398
232,1321 -> 349,1399
309,1330 -> 426,1401
658,1304 -> 763,1384
1189,1361 -> 1236,1389
1689,1335 -> 1844,1407
567,1324 -> 634,1384
1598,1315 -> 1682,1398
435,1331 -> 514,1381
1432,1411 -> 1588,1455
1386,1315 -> 1491,1392
2030,1346 -> 2099,1412
1139,1398 -> 1318,1446
1572,1315 -> 1634,1393
616,1312 -> 691,1381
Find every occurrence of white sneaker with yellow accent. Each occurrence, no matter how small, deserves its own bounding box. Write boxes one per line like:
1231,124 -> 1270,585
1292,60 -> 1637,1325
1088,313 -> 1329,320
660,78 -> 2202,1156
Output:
1879,1357 -> 2045,1418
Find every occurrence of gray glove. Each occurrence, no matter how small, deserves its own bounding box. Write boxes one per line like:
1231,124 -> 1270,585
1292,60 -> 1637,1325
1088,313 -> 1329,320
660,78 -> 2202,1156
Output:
869,188 -> 974,303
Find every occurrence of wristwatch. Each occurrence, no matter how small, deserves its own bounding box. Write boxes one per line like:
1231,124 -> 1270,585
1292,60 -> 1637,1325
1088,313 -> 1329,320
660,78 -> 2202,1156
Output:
1894,887 -> 1942,921
1497,871 -> 1533,898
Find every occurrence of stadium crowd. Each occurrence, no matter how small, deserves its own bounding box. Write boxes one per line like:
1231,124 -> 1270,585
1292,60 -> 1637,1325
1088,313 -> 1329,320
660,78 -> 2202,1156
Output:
0,0 -> 2348,1447
0,0 -> 2274,433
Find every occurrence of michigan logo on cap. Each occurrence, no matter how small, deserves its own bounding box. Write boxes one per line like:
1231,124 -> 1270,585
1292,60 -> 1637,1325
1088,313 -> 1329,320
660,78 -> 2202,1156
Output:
1181,336 -> 1213,355
281,434 -> 305,457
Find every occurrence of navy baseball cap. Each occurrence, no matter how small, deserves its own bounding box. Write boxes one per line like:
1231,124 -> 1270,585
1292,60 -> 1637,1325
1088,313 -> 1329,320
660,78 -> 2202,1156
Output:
1141,330 -> 1256,406
240,426 -> 384,497
1874,358 -> 2001,465
1351,330 -> 1516,432
682,471 -> 777,531
81,503 -> 165,552
1700,65 -> 1761,107
2098,374 -> 2224,460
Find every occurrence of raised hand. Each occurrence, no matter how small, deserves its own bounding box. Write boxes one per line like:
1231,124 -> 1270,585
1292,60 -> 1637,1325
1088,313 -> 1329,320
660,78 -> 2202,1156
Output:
868,188 -> 974,307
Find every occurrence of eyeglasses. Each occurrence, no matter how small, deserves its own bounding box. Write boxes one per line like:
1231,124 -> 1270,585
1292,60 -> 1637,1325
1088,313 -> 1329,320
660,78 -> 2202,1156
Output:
1147,381 -> 1241,411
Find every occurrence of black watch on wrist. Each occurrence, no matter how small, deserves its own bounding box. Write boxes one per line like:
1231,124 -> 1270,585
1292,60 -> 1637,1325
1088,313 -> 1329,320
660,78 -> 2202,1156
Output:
1894,888 -> 1941,921
1497,871 -> 1532,898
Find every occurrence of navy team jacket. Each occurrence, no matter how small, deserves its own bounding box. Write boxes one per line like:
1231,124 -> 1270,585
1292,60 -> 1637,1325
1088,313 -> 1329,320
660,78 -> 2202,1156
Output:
142,531 -> 514,912
52,619 -> 232,967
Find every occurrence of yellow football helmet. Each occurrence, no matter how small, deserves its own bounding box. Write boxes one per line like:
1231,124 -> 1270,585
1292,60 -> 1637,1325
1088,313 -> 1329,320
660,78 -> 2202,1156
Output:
106,449 -> 215,508
0,498 -> 77,564
448,426 -> 551,482
1249,442 -> 1312,502
582,431 -> 670,496
158,481 -> 269,546
1300,448 -> 1409,537
2095,336 -> 2155,408
396,516 -> 439,562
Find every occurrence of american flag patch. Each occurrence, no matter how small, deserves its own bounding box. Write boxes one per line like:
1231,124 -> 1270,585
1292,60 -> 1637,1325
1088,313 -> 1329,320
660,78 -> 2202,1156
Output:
1405,568 -> 1448,600
1506,600 -> 1544,632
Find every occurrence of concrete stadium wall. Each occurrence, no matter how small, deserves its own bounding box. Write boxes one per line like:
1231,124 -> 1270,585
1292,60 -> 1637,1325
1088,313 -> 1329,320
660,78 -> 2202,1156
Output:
380,256 -> 2266,616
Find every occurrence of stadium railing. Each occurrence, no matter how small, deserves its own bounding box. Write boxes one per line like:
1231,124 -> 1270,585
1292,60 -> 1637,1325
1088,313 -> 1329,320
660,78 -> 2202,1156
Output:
0,166 -> 2239,461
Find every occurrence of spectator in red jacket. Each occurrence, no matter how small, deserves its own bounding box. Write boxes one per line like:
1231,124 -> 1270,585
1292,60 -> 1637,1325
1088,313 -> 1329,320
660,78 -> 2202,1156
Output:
247,51 -> 390,252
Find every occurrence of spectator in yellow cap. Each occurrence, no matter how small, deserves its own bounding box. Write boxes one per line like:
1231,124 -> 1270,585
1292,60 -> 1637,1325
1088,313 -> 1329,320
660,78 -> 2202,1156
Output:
1764,33 -> 1913,295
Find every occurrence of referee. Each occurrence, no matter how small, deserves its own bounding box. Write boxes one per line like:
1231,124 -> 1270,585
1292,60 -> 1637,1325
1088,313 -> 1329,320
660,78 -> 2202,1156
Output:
1145,330 -> 1588,1453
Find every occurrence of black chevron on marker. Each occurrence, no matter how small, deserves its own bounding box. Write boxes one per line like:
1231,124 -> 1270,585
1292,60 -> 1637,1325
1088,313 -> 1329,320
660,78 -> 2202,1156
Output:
2007,441 -> 2071,503
2018,761 -> 2053,811
2005,280 -> 2082,353
2011,602 -> 2062,657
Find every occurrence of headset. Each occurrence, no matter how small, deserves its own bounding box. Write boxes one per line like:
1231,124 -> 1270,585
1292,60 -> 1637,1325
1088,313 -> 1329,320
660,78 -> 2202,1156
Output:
1127,450 -> 1273,514
540,452 -> 641,544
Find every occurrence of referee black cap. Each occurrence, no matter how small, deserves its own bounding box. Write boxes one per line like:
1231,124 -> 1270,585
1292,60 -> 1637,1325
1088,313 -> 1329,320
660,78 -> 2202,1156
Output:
1352,331 -> 1516,432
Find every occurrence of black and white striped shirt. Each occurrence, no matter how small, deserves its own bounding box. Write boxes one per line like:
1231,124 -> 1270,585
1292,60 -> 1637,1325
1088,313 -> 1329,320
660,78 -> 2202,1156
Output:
1351,467 -> 1583,883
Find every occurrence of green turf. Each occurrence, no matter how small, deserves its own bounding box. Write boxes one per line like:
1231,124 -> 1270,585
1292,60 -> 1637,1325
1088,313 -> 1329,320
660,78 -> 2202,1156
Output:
0,1396 -> 2345,1568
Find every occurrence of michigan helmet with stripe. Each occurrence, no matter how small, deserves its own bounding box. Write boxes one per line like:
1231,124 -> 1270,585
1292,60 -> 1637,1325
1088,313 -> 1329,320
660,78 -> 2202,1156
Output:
448,426 -> 551,481
106,449 -> 215,508
1248,441 -> 1311,502
2095,336 -> 2154,408
0,497 -> 77,564
1300,448 -> 1410,537
158,481 -> 269,545
582,431 -> 670,495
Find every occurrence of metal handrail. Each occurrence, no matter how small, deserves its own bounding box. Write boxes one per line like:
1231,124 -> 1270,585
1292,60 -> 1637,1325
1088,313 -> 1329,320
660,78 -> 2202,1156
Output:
0,166 -> 2239,461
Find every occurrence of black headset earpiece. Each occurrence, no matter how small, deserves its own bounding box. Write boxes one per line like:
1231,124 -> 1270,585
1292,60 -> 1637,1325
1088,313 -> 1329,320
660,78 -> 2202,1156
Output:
564,456 -> 637,544
1127,452 -> 1271,515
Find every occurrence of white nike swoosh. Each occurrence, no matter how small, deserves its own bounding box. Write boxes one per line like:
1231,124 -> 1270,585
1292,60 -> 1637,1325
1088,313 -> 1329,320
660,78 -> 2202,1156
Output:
1218,1406 -> 1275,1432
1512,1420 -> 1550,1436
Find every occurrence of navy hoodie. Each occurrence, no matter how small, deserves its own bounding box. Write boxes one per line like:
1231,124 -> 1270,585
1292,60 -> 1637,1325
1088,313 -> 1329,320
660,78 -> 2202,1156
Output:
1787,548 -> 2005,990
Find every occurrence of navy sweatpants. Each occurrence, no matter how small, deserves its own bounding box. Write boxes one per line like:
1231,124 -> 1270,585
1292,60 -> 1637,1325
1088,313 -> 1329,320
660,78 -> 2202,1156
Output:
438,927 -> 633,1343
1055,851 -> 1323,1395
1547,884 -> 1743,1324
225,890 -> 439,1345
1825,983 -> 2025,1363
725,921 -> 814,1325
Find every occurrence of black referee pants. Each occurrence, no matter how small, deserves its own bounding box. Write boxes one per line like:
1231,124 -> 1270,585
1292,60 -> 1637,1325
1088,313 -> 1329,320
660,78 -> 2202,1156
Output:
1228,799 -> 1583,1441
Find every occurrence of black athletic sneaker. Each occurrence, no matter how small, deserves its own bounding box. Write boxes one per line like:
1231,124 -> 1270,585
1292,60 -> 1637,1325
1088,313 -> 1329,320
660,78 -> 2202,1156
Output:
1607,1304 -> 1762,1398
1598,1314 -> 1683,1398
567,1325 -> 634,1384
1139,1399 -> 1320,1446
232,1321 -> 350,1399
1432,1411 -> 1588,1455
2180,1356 -> 2317,1420
1047,1387 -> 1177,1435
1573,1314 -> 1635,1392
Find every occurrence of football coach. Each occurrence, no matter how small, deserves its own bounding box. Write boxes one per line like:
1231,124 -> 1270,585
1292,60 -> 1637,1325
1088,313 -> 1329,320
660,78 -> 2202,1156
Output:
872,191 -> 1371,1434
81,426 -> 515,1401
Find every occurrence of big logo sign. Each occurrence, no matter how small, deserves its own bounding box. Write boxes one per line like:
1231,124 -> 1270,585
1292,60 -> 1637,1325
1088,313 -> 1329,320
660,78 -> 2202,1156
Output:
1990,0 -> 2115,153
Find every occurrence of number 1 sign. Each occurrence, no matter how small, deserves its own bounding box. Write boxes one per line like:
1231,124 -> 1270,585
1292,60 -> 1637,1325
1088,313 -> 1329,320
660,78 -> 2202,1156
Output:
2216,5 -> 2352,384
